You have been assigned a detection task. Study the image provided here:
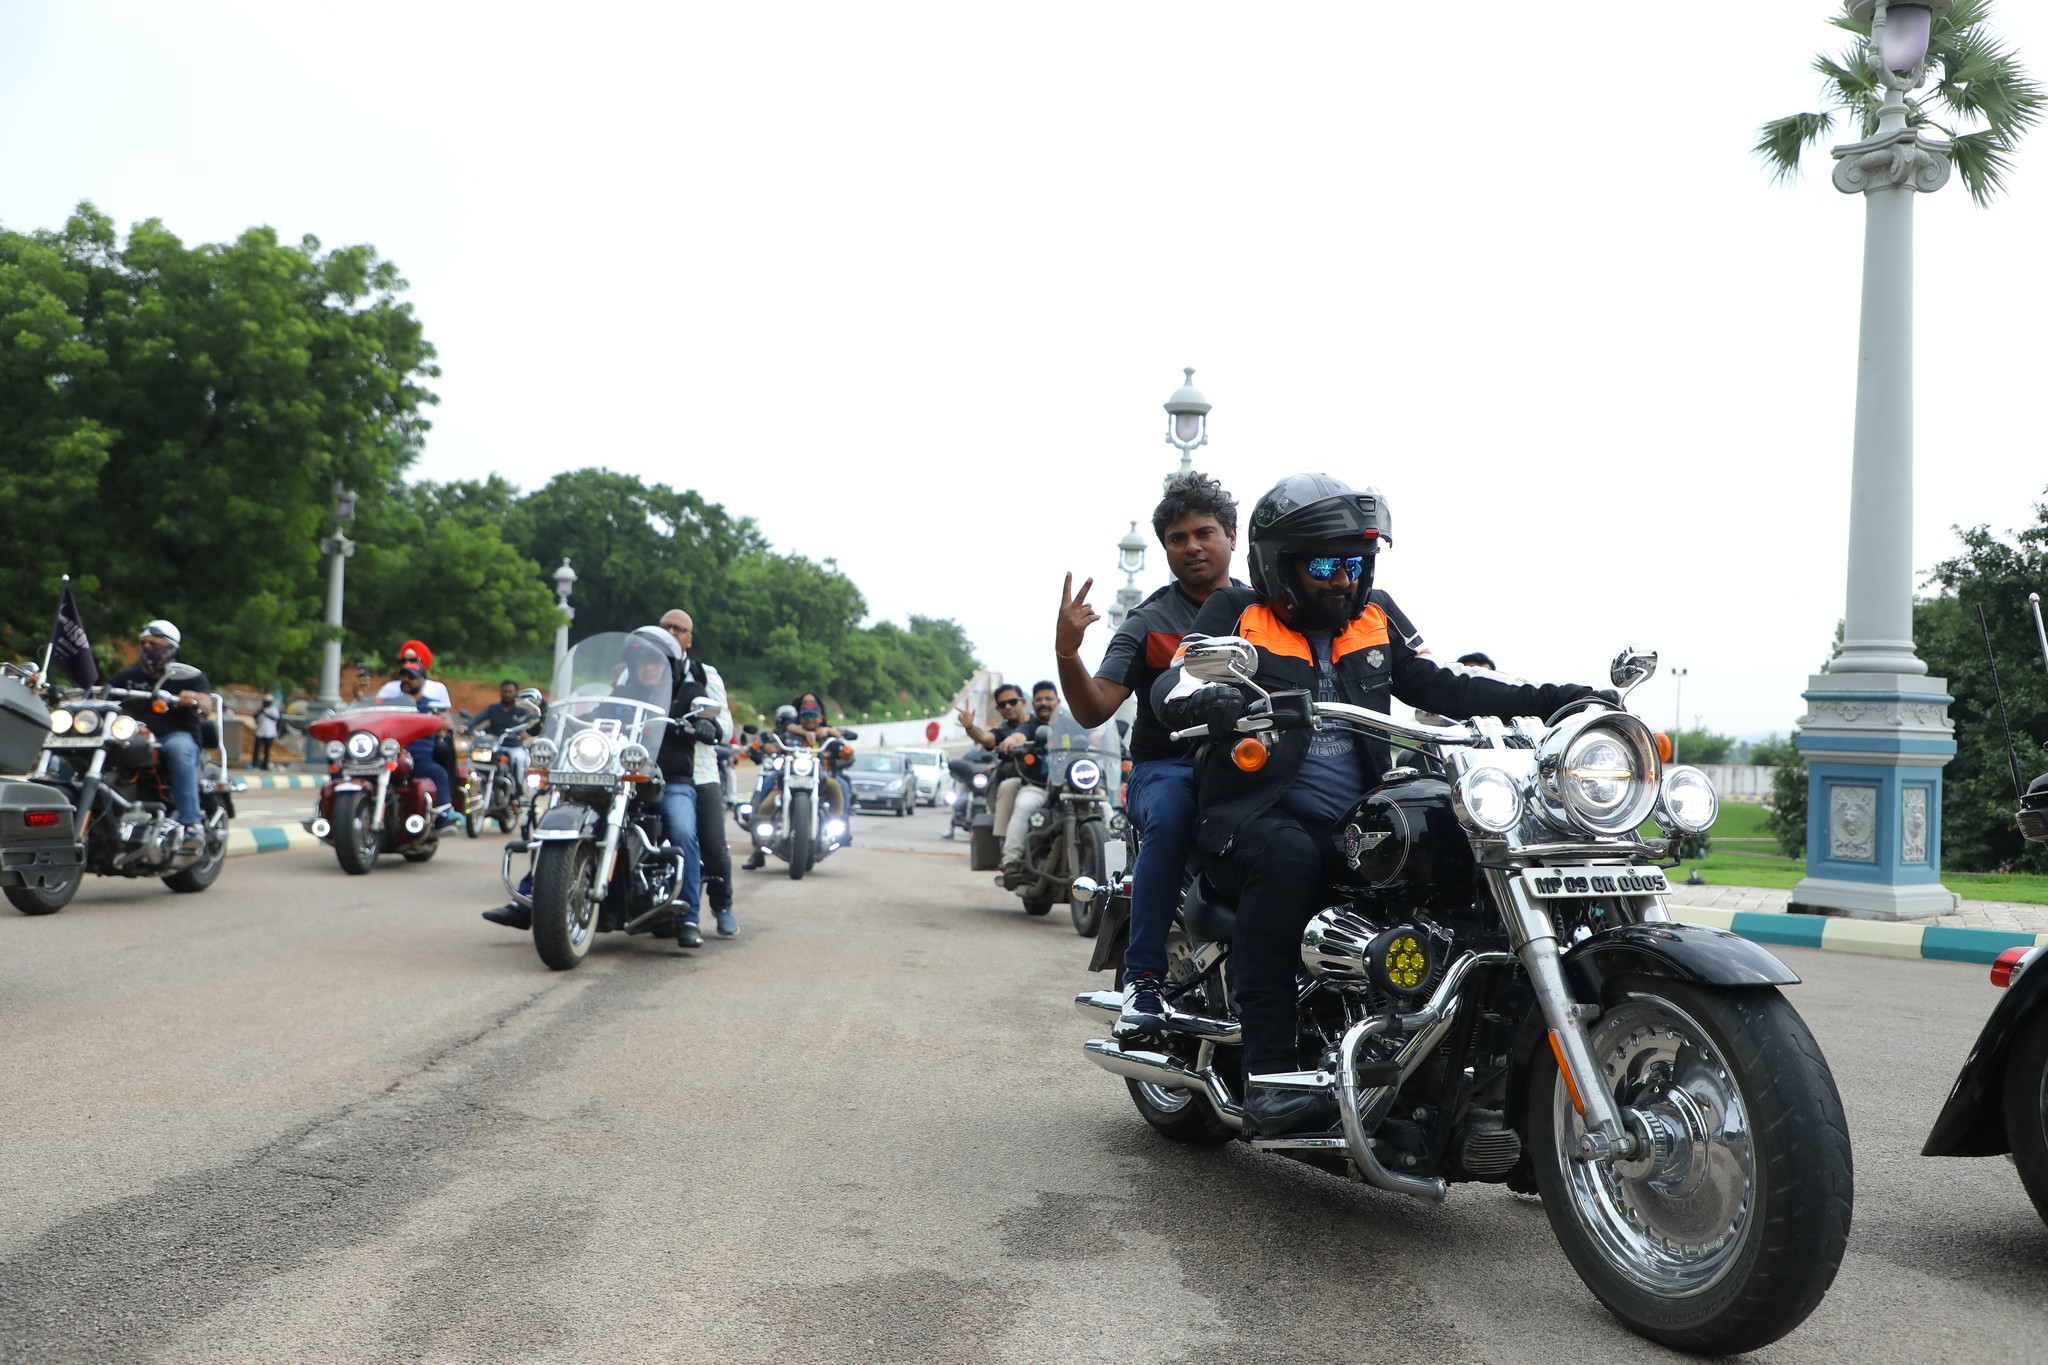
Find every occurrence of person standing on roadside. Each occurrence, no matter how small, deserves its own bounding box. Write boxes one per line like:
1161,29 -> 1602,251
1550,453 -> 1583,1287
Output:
252,696 -> 280,770
1053,471 -> 1242,1034
661,609 -> 739,943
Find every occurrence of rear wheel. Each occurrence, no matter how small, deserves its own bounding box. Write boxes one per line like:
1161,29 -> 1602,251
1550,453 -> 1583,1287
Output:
788,791 -> 812,881
163,817 -> 227,893
532,840 -> 600,970
1530,977 -> 1852,1355
1023,898 -> 1054,917
5,864 -> 82,915
1069,819 -> 1107,937
333,791 -> 380,876
2001,1007 -> 2048,1225
1126,927 -> 1236,1145
399,840 -> 438,863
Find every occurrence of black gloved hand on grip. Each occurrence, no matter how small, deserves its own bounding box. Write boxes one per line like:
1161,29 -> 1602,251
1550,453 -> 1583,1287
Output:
1164,683 -> 1247,734
690,717 -> 721,745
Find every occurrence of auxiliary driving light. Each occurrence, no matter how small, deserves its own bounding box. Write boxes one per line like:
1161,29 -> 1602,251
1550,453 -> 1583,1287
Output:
310,818 -> 331,839
1454,765 -> 1524,835
755,823 -> 776,838
1368,925 -> 1436,999
380,737 -> 402,760
1655,765 -> 1719,835
825,820 -> 847,840
403,814 -> 427,834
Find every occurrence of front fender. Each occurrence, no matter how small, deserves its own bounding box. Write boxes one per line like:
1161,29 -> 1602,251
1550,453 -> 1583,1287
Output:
532,801 -> 604,842
1923,951 -> 2048,1158
1564,920 -> 1801,1002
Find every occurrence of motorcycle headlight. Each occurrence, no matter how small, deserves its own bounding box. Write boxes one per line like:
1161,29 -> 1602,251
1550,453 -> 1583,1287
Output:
566,729 -> 612,773
971,772 -> 989,791
1453,765 -> 1524,834
1535,712 -> 1660,837
326,739 -> 345,760
529,738 -> 558,768
108,714 -> 138,741
791,755 -> 817,776
346,731 -> 378,762
380,737 -> 402,760
1068,759 -> 1101,791
48,710 -> 73,734
73,709 -> 100,735
619,742 -> 651,774
1656,765 -> 1720,835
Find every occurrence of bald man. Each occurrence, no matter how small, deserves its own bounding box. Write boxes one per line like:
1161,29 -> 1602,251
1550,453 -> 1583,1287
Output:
660,609 -> 739,941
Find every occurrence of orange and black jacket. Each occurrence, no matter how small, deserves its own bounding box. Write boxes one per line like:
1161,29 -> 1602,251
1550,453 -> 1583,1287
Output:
1151,586 -> 1596,855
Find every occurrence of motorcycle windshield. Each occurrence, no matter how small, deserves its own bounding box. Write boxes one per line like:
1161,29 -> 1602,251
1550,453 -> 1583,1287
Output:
543,632 -> 675,755
308,700 -> 444,746
1044,705 -> 1119,788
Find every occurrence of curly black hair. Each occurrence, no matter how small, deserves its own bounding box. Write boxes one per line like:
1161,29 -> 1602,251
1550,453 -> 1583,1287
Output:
1152,470 -> 1238,542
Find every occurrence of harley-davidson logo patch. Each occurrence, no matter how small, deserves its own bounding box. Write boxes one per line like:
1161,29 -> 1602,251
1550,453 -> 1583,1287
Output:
1339,823 -> 1391,869
1366,647 -> 1385,669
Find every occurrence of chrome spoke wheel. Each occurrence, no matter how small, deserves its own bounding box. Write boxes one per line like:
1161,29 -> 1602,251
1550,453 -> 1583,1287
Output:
567,855 -> 598,953
1554,995 -> 1756,1298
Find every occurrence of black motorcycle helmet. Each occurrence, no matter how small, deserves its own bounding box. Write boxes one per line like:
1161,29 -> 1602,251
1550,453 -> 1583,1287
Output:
1246,473 -> 1393,622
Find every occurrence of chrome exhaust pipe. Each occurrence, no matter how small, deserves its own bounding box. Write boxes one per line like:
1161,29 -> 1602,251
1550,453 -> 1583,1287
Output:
1071,991 -> 1242,1042
1074,990 -> 1122,1020
1081,1039 -> 1246,1131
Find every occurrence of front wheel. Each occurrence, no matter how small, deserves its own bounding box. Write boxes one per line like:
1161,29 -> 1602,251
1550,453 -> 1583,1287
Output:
5,863 -> 82,915
532,840 -> 601,970
333,790 -> 381,876
788,791 -> 812,881
1529,977 -> 1852,1356
464,784 -> 485,839
1069,819 -> 1107,937
2002,1007 -> 2048,1225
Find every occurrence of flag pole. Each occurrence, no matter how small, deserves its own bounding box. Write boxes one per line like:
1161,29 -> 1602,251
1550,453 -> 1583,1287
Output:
37,576 -> 65,686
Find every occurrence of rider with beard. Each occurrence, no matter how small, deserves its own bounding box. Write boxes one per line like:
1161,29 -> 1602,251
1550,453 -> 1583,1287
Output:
373,639 -> 459,830
792,692 -> 856,848
105,620 -> 212,846
1154,473 -> 1613,1137
992,680 -> 1059,882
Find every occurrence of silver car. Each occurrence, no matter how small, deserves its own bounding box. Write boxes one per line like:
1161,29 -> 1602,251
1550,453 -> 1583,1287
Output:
893,747 -> 950,807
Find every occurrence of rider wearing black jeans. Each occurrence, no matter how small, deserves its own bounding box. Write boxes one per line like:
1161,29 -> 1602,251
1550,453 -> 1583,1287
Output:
1155,473 -> 1609,1136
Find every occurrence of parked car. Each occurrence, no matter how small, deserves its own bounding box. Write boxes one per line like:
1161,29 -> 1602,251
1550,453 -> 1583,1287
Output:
893,747 -> 950,807
847,751 -> 916,817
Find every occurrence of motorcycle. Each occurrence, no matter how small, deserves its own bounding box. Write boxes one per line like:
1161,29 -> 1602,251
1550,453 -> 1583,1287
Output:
6,662 -> 234,913
305,700 -> 469,875
944,747 -> 996,845
734,727 -> 854,879
463,691 -> 541,838
996,705 -> 1116,933
508,632 -> 694,970
1073,637 -> 1850,1356
1923,592 -> 2048,1224
0,667 -> 84,905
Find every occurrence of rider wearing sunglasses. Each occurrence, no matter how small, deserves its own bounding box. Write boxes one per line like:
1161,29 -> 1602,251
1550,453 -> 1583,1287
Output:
1153,472 -> 1614,1137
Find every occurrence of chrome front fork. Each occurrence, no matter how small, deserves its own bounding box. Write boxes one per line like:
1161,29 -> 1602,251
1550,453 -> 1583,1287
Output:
594,789 -> 631,890
1485,868 -> 1637,1160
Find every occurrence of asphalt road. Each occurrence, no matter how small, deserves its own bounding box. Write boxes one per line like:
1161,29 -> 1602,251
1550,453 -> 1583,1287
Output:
2,802 -> 2044,1364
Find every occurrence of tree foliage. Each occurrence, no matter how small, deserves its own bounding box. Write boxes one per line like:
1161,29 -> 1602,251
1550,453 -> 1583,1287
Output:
1755,0 -> 2044,205
1669,728 -> 1736,766
1751,734 -> 1810,858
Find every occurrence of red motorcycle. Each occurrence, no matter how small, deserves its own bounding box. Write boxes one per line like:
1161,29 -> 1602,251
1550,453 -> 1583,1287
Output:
304,703 -> 469,875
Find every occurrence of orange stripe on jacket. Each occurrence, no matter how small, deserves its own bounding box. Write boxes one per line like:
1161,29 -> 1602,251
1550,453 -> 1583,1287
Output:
1145,632 -> 1181,669
1236,603 -> 1390,665
1332,606 -> 1390,663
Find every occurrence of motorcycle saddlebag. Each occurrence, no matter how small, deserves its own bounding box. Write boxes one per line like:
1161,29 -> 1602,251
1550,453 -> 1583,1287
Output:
0,777 -> 81,889
0,677 -> 51,775
969,825 -> 1002,871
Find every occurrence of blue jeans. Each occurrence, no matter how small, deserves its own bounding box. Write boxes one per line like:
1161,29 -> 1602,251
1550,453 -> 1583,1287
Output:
1123,756 -> 1198,982
658,781 -> 704,924
406,738 -> 452,807
159,729 -> 203,826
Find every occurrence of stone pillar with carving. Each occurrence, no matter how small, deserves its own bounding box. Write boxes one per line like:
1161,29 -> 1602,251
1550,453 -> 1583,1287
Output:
1790,63 -> 1957,920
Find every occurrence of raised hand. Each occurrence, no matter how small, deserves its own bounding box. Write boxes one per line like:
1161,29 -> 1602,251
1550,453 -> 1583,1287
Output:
1056,572 -> 1101,657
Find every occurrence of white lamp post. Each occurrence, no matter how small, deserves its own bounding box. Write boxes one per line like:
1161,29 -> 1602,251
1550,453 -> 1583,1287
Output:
314,484 -> 358,713
1793,0 -> 1958,920
551,558 -> 577,695
1672,667 -> 1689,764
1163,367 -> 1210,476
1109,522 -> 1147,628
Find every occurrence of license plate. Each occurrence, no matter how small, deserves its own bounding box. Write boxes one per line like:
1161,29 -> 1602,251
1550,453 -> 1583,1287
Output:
548,771 -> 617,787
43,735 -> 103,748
1523,865 -> 1669,898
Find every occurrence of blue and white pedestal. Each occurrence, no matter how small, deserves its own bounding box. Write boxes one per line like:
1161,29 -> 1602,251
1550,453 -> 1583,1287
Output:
1790,673 -> 1958,921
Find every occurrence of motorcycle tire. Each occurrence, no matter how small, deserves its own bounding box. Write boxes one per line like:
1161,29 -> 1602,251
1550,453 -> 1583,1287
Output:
400,841 -> 438,863
1069,820 -> 1107,938
1124,928 -> 1236,1145
1529,976 -> 1851,1356
162,825 -> 227,894
788,791 -> 813,881
1023,898 -> 1054,917
465,795 -> 483,839
5,864 -> 82,915
333,791 -> 380,876
496,809 -> 514,835
2001,1006 -> 2048,1225
532,840 -> 600,971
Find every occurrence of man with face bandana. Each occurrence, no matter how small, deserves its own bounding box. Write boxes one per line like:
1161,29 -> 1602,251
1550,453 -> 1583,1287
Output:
1152,474 -> 1612,1137
105,620 -> 213,843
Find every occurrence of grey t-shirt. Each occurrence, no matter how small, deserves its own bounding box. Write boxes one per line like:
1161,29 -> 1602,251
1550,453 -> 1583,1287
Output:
1276,632 -> 1367,826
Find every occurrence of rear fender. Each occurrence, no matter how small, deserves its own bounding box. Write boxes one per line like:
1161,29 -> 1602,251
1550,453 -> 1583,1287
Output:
1924,949 -> 2048,1158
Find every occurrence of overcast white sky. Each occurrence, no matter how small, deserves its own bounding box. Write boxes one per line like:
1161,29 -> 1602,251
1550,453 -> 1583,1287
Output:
4,3 -> 2044,737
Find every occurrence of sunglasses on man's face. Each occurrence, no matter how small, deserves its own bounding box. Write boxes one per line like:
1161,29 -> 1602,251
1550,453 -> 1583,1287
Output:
997,697 -> 1023,708
1305,555 -> 1368,583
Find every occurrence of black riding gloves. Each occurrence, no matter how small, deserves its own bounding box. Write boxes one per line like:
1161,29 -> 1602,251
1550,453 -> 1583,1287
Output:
1164,683 -> 1248,735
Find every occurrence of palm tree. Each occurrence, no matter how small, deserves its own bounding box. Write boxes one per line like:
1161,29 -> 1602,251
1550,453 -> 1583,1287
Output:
1755,0 -> 2044,205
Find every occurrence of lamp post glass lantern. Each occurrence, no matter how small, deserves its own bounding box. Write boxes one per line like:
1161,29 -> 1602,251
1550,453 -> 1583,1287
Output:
1163,367 -> 1210,476
1793,0 -> 1959,920
1110,521 -> 1146,627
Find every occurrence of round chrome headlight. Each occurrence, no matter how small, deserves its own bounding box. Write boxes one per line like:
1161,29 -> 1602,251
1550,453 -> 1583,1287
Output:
619,742 -> 651,774
529,738 -> 558,768
1535,712 -> 1660,837
108,714 -> 138,741
791,755 -> 817,776
971,772 -> 989,791
1657,765 -> 1720,835
48,709 -> 73,734
566,730 -> 612,773
380,737 -> 402,760
1068,758 -> 1101,791
1454,765 -> 1525,834
346,731 -> 378,762
73,709 -> 100,735
326,739 -> 344,760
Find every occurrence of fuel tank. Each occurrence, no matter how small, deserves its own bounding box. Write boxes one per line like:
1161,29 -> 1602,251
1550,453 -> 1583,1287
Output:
1329,773 -> 1476,911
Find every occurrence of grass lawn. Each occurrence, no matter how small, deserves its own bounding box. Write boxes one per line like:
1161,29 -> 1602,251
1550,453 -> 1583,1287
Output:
1677,801 -> 2048,906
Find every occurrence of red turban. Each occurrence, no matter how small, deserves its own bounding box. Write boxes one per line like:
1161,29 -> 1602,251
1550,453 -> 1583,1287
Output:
398,638 -> 434,672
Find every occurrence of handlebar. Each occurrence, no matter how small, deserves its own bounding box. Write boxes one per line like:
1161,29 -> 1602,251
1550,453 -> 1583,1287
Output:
1169,699 -> 1480,747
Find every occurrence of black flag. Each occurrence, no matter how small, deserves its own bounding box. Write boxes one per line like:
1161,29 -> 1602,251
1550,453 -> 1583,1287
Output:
48,579 -> 98,688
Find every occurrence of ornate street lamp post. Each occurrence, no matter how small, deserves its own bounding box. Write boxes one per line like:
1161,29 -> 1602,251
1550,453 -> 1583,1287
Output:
1163,367 -> 1210,476
314,484 -> 358,714
1108,522 -> 1147,629
551,558 -> 578,695
1793,0 -> 1957,919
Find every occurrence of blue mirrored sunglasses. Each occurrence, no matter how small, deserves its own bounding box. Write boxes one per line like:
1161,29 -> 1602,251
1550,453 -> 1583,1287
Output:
1306,555 -> 1367,582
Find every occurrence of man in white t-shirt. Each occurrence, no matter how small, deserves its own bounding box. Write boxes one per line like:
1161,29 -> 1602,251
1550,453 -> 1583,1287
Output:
372,639 -> 457,828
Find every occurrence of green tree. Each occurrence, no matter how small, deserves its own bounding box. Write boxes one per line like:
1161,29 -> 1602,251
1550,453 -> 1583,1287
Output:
1670,728 -> 1737,766
1751,734 -> 1810,858
0,203 -> 438,679
1755,1 -> 2044,206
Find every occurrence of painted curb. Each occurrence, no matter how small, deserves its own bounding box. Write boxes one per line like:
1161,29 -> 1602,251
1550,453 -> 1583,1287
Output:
234,773 -> 323,790
1672,906 -> 2048,966
223,825 -> 324,858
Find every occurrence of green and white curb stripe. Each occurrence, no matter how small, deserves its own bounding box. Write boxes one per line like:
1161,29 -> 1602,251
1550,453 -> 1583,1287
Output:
1675,907 -> 2048,965
235,773 -> 323,790
224,824 -> 324,857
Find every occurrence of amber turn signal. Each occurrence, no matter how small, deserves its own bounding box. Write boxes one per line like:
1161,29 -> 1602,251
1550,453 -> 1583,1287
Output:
1653,732 -> 1673,763
1231,738 -> 1268,773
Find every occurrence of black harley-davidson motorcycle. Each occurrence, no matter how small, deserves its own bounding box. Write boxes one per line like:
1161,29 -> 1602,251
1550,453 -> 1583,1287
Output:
994,706 -> 1115,932
1074,636 -> 1850,1356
